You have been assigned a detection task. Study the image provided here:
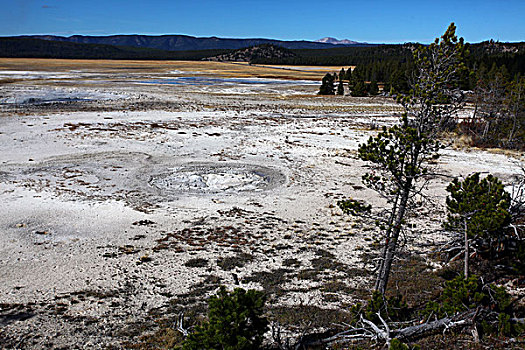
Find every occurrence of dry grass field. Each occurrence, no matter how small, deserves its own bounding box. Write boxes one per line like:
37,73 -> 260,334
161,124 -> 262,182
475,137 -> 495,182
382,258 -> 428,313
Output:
0,58 -> 344,80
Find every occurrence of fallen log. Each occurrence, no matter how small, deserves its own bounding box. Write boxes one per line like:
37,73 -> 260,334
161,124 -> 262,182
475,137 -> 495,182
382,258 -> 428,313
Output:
305,310 -> 480,348
306,308 -> 525,348
393,310 -> 477,340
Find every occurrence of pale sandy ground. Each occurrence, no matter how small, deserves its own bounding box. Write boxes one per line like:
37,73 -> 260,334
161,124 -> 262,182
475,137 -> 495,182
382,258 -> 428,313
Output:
0,60 -> 522,348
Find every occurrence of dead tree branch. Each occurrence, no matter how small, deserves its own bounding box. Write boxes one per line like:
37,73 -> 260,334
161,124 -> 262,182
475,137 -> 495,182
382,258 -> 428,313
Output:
176,312 -> 189,337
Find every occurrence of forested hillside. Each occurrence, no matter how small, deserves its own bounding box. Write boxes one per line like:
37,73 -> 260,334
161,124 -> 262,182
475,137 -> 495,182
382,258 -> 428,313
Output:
0,37 -> 230,60
16,34 -> 368,51
2,37 -> 524,103
311,41 -> 525,94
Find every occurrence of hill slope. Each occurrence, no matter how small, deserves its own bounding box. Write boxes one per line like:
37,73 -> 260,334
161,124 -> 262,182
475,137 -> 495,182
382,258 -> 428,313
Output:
203,45 -> 297,62
16,34 -> 373,51
0,37 -> 230,60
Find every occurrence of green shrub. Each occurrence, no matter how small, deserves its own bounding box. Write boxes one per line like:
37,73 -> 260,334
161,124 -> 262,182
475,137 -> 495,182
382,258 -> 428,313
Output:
389,338 -> 408,350
182,287 -> 268,350
424,275 -> 522,336
425,275 -> 486,317
481,311 -> 525,337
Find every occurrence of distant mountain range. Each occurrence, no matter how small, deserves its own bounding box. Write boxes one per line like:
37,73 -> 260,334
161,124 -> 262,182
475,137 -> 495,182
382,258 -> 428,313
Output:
315,37 -> 361,45
14,34 -> 374,51
3,35 -> 522,68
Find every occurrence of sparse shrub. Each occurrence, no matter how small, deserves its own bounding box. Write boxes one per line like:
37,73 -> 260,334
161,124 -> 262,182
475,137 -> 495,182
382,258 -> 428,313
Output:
269,305 -> 350,330
217,253 -> 253,271
182,287 -> 268,350
282,258 -> 301,267
296,269 -> 318,280
322,280 -> 348,293
242,269 -> 291,295
310,249 -> 347,273
389,338 -> 409,350
351,291 -> 409,324
184,258 -> 209,268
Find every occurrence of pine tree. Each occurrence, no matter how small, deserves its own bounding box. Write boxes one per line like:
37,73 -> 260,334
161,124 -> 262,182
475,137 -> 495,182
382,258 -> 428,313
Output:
383,82 -> 391,95
318,73 -> 336,95
339,68 -> 346,81
344,68 -> 352,81
350,80 -> 367,97
389,68 -> 409,94
368,80 -> 379,95
183,287 -> 268,350
337,80 -> 345,95
506,75 -> 525,145
339,23 -> 467,295
469,63 -> 524,148
445,173 -> 511,277
352,66 -> 363,83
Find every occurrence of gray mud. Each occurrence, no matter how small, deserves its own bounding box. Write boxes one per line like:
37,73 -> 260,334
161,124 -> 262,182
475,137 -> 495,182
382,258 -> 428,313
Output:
147,163 -> 286,194
2,153 -> 287,209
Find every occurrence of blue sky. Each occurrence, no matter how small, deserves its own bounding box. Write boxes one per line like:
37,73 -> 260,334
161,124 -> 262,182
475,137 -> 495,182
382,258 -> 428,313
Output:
1,0 -> 524,43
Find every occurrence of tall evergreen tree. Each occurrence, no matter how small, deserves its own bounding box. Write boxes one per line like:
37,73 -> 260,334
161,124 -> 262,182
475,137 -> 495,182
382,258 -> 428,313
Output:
339,68 -> 346,81
350,80 -> 367,97
468,65 -> 524,149
339,23 -> 467,295
337,80 -> 345,95
389,68 -> 409,94
318,73 -> 336,95
344,68 -> 352,81
368,80 -> 379,95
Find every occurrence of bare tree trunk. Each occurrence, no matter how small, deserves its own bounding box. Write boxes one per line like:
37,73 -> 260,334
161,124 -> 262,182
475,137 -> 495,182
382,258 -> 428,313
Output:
464,219 -> 469,279
375,235 -> 389,291
482,120 -> 490,139
507,80 -> 522,144
375,195 -> 400,289
375,186 -> 411,295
